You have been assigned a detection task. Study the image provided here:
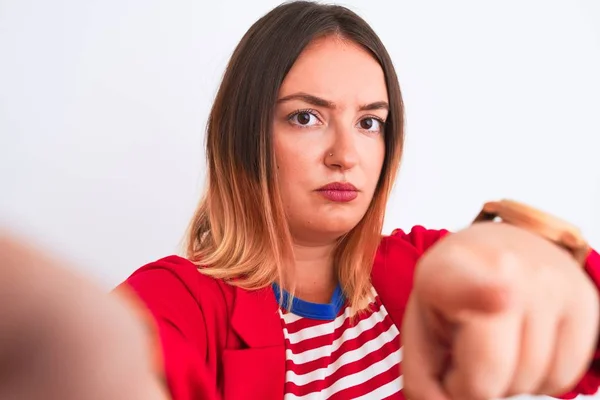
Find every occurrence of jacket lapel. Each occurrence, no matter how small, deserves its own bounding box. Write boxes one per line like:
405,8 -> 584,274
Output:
230,286 -> 284,347
224,286 -> 285,400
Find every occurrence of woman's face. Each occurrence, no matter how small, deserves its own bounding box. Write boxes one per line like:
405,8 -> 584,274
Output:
273,36 -> 388,245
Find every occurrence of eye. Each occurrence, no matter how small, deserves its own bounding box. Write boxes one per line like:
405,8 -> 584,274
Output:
357,117 -> 384,133
288,110 -> 321,127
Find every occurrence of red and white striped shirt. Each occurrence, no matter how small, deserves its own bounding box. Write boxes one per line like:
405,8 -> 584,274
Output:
274,285 -> 403,399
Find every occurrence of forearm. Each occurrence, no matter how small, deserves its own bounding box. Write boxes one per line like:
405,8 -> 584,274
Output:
0,234 -> 168,400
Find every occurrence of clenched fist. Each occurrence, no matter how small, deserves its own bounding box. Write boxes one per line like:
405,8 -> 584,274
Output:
402,222 -> 600,400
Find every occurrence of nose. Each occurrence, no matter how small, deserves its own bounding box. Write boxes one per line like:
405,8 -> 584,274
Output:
325,124 -> 359,171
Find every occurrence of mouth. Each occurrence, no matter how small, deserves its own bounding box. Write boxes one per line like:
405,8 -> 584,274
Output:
315,182 -> 359,203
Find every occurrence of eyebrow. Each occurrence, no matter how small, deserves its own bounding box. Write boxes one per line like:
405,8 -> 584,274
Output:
277,92 -> 389,112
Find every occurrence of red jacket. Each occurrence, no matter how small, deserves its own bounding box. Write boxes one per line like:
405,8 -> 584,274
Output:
122,226 -> 600,399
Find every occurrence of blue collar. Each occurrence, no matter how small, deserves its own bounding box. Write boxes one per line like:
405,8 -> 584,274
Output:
272,282 -> 346,321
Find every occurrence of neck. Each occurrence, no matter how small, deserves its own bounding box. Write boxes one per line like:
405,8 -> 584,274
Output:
283,240 -> 338,304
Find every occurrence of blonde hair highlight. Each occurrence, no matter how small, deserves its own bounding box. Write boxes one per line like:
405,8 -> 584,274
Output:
183,1 -> 404,314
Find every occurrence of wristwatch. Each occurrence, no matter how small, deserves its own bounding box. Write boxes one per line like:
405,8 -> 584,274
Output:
472,199 -> 591,265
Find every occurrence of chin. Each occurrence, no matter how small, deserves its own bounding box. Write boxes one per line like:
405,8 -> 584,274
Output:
318,216 -> 362,236
288,204 -> 369,242
291,216 -> 362,245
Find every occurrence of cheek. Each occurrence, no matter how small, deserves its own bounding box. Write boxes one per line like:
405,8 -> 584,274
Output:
273,134 -> 312,195
274,139 -> 298,177
365,138 -> 386,187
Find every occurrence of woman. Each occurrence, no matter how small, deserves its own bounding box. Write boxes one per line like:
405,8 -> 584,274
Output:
1,1 -> 599,399
116,1 -> 600,399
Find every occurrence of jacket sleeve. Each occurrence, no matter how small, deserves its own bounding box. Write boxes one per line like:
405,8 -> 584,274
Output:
390,225 -> 450,254
118,257 -> 224,400
558,249 -> 600,398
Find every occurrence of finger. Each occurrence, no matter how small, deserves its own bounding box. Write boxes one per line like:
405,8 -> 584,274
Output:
539,276 -> 600,396
505,280 -> 559,396
401,296 -> 450,400
444,312 -> 521,400
415,239 -> 519,320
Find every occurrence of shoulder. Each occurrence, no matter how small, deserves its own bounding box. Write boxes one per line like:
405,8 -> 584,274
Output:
125,255 -> 231,295
372,226 -> 450,320
118,255 -> 234,322
377,225 -> 451,259
373,225 -> 450,277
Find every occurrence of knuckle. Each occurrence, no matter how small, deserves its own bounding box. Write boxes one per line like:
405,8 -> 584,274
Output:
448,383 -> 497,400
476,274 -> 519,313
446,370 -> 504,400
506,379 -> 540,398
541,377 -> 578,397
541,365 -> 584,397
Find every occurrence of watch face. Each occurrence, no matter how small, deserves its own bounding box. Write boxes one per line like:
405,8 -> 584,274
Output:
473,199 -> 590,265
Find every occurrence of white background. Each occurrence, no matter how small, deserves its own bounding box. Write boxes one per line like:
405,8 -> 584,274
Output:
1,1 -> 599,397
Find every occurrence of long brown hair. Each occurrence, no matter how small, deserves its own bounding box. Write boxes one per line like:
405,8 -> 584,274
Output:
185,1 -> 405,313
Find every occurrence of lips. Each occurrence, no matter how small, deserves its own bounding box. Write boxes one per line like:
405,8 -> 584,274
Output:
316,182 -> 358,203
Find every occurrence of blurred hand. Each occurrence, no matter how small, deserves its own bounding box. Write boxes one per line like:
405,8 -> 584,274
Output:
401,222 -> 599,400
0,232 -> 169,400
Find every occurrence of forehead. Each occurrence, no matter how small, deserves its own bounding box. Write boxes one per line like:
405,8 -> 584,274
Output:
279,36 -> 388,105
